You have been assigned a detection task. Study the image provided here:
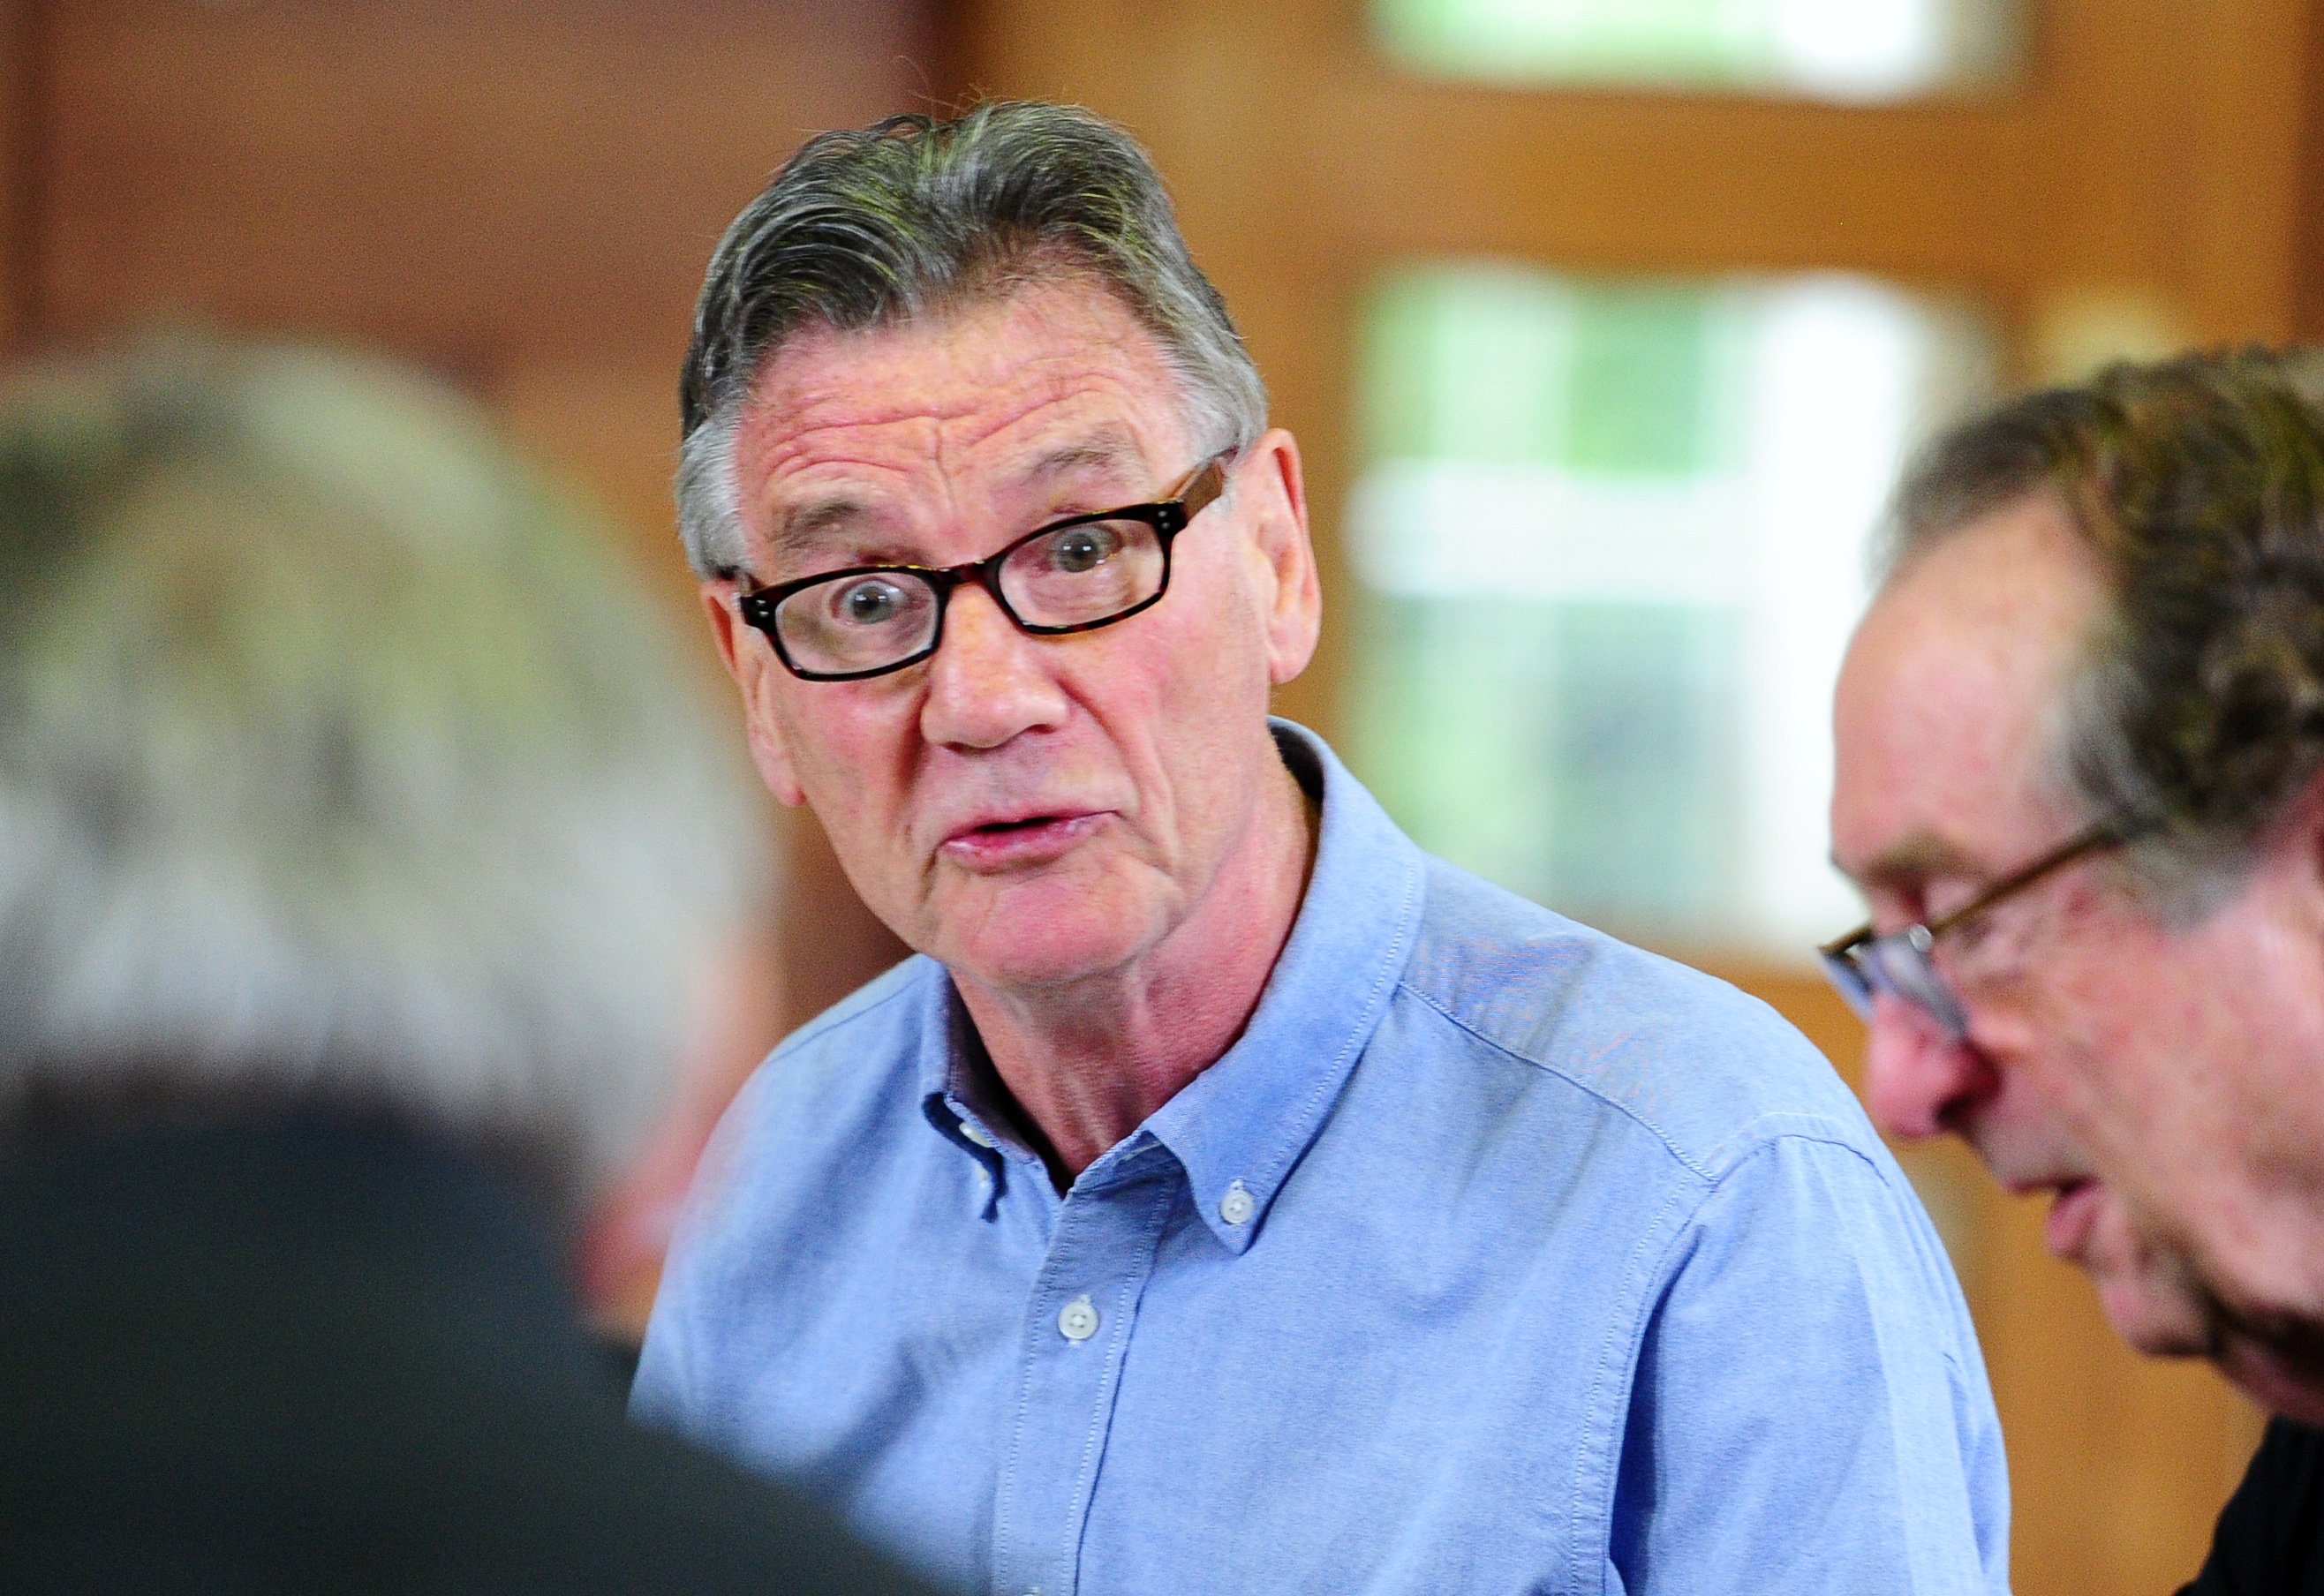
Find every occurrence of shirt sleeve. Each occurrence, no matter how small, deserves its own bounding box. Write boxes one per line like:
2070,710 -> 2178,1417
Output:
1609,1133 -> 2011,1595
628,1261 -> 699,1431
627,1077 -> 760,1444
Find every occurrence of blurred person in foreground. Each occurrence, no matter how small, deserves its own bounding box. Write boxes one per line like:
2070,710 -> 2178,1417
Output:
635,100 -> 2009,1594
1827,347 -> 2324,1593
0,341 -> 939,1594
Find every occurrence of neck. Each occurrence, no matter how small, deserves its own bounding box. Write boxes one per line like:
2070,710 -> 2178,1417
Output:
954,758 -> 1318,1185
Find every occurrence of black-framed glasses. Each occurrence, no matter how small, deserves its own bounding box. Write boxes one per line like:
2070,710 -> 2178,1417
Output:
735,454 -> 1232,682
1819,820 -> 2131,1042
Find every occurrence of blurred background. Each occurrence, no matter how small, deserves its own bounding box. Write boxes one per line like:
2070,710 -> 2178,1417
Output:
7,2 -> 2315,1591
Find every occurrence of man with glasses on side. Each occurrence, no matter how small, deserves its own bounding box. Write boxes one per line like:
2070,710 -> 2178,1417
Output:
1827,348 -> 2324,1592
636,101 -> 2008,1594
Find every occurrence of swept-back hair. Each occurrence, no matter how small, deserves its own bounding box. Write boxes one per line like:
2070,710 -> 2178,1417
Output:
675,100 -> 1267,579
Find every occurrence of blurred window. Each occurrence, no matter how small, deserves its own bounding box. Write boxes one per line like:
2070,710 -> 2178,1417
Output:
1345,264 -> 1994,959
1373,0 -> 2016,101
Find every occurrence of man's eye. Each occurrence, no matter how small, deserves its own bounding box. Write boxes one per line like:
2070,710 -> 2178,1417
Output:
1045,524 -> 1122,575
834,577 -> 910,626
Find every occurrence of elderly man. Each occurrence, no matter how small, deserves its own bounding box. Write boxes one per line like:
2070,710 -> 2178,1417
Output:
638,101 -> 2008,1594
1826,348 -> 2324,1592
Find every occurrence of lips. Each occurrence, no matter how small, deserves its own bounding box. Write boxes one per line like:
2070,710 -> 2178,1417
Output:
2042,1178 -> 2104,1261
937,809 -> 1109,870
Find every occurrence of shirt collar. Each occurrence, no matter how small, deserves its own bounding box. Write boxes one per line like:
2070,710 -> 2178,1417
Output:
918,719 -> 1428,1248
917,975 -> 1011,1161
1143,720 -> 1425,1250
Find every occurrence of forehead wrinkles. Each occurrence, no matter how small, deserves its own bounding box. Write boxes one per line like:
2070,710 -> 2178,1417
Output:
743,367 -> 1164,491
736,295 -> 1188,492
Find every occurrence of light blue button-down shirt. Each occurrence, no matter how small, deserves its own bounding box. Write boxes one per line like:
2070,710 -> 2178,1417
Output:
636,723 -> 2010,1594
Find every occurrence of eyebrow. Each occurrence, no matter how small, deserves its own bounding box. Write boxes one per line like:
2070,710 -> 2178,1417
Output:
1837,829 -> 1986,893
1013,433 -> 1143,493
766,495 -> 875,567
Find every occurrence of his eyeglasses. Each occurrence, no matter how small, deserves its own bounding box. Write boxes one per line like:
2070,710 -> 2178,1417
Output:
1818,820 -> 2130,1042
735,453 -> 1233,682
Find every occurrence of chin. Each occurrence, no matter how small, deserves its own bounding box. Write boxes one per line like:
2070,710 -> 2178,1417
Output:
951,902 -> 1158,991
929,858 -> 1169,990
2089,1246 -> 2218,1360
2101,1289 -> 2216,1360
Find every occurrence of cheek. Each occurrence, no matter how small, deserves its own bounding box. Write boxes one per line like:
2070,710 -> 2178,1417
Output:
773,691 -> 917,824
1171,550 -> 1273,702
1051,583 -> 1271,872
2030,933 -> 2267,1216
2020,988 -> 2166,1163
2011,900 -> 2177,1102
1095,557 -> 1269,737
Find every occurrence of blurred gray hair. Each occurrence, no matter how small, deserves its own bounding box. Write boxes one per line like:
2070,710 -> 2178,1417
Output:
0,341 -> 768,1201
1882,346 -> 2324,911
675,101 -> 1268,579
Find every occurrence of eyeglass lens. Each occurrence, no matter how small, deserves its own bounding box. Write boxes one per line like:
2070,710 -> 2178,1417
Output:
1823,932 -> 1969,1041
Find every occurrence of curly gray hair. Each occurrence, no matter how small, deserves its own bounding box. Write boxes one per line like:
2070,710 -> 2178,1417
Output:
0,341 -> 767,1201
675,101 -> 1268,579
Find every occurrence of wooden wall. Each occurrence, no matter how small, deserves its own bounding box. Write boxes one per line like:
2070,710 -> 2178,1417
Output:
0,0 -> 926,1034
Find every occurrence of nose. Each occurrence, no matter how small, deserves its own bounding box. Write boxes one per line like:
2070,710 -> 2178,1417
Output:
917,582 -> 1071,750
1860,991 -> 2000,1141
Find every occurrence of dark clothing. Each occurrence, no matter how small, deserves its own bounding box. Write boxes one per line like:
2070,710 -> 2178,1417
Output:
2183,1419 -> 2324,1594
0,1115 -> 939,1595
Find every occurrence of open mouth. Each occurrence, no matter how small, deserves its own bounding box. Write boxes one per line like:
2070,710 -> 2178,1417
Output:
939,810 -> 1106,866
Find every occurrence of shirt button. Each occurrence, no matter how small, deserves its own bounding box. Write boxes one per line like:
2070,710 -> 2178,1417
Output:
1057,1294 -> 1099,1342
1219,1180 -> 1256,1226
959,1120 -> 996,1148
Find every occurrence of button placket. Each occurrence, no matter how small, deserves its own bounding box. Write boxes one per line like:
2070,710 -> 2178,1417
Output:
989,1161 -> 1177,1596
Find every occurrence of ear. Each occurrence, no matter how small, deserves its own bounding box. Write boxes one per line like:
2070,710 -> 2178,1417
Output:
1235,428 -> 1322,686
700,579 -> 806,808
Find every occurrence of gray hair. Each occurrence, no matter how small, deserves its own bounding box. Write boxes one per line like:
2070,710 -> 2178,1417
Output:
0,341 -> 767,1201
675,101 -> 1268,579
1882,346 -> 2324,908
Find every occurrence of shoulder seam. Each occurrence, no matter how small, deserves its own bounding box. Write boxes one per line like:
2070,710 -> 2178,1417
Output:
1704,1124 -> 1887,1187
1394,978 -> 1717,1184
1671,1132 -> 1974,1381
1395,979 -> 1873,1187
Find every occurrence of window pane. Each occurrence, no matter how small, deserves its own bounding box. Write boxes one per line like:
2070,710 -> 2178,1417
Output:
1346,264 -> 1994,959
1374,0 -> 2016,101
